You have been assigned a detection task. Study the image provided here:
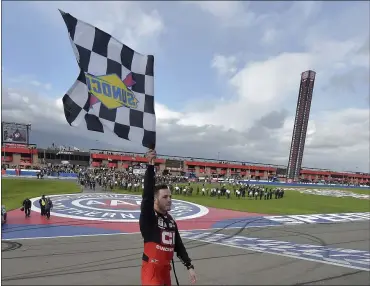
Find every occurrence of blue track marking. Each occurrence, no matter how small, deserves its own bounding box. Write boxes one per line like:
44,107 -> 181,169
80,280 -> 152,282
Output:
212,212 -> 370,229
180,230 -> 370,271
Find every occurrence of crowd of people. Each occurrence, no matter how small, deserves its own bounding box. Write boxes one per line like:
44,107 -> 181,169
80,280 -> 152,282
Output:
32,164 -> 79,178
173,183 -> 285,200
75,166 -> 286,202
77,167 -> 189,192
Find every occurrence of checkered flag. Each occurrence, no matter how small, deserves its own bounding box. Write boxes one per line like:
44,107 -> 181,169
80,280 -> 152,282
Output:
59,10 -> 156,149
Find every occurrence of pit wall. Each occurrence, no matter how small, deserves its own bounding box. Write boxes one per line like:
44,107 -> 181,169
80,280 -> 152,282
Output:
1,169 -> 77,180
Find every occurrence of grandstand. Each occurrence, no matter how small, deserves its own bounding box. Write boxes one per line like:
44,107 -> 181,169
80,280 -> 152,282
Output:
1,143 -> 369,185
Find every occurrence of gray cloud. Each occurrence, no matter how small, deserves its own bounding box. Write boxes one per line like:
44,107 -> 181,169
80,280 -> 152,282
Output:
2,83 -> 369,172
357,38 -> 369,55
255,109 -> 289,130
2,2 -> 369,174
1,85 -> 288,166
324,67 -> 369,94
28,1 -> 165,55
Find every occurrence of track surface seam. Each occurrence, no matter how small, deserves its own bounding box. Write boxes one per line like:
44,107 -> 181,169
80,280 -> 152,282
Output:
2,221 -> 369,285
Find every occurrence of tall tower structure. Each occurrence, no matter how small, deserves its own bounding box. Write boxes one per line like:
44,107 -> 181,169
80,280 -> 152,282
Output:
286,70 -> 316,182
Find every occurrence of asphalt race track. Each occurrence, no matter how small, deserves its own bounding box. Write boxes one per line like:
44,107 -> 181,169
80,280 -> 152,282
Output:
2,221 -> 369,285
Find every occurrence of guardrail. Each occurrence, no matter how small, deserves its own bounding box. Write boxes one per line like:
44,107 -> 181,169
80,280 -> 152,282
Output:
1,169 -> 368,188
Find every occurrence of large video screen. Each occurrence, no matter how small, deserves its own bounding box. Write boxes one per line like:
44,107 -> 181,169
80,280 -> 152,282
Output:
165,159 -> 183,168
2,122 -> 29,144
128,162 -> 147,174
276,167 -> 287,176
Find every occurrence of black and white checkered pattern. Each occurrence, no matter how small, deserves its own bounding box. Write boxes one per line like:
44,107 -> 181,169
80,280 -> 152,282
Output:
59,10 -> 156,149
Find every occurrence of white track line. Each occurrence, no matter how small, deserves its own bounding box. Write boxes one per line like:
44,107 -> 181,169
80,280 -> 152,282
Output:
1,223 -> 282,241
183,237 -> 370,272
1,231 -> 141,241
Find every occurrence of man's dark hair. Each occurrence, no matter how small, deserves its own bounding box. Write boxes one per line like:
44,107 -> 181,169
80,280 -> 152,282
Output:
154,184 -> 169,198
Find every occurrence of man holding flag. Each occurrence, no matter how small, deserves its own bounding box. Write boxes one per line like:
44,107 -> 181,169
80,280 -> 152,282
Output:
59,9 -> 196,285
140,148 -> 197,285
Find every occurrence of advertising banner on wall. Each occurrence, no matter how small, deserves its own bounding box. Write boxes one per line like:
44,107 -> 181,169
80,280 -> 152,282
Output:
128,162 -> 147,174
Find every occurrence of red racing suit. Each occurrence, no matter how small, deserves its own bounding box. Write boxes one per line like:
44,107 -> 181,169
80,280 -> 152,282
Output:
140,164 -> 193,286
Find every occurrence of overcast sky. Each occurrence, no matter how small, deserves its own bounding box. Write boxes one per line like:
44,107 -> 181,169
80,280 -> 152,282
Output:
2,1 -> 369,173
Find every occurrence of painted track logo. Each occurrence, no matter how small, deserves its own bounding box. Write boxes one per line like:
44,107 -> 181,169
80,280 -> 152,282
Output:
30,193 -> 209,222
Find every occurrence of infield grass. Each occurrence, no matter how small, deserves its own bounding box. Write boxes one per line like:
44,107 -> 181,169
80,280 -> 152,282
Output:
1,178 -> 81,211
169,191 -> 370,215
1,178 -> 369,215
114,182 -> 370,215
